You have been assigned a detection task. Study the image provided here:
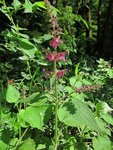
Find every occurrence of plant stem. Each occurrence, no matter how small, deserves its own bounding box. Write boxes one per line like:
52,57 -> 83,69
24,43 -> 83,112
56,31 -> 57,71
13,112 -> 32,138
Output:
27,60 -> 32,80
14,127 -> 29,150
29,67 -> 39,95
0,82 -> 2,130
19,103 -> 22,139
54,58 -> 58,150
54,101 -> 58,150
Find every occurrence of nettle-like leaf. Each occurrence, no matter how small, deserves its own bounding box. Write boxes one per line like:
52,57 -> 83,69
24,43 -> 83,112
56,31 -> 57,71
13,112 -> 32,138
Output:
93,136 -> 112,150
17,138 -> 36,150
58,99 -> 101,133
6,85 -> 20,103
19,105 -> 52,130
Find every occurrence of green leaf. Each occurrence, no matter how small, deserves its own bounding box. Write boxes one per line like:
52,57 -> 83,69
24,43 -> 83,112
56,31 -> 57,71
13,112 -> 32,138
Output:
35,1 -> 46,9
75,63 -> 80,76
58,99 -> 101,133
0,141 -> 7,150
69,77 -> 82,88
24,0 -> 33,13
77,142 -> 87,150
6,85 -> 20,103
13,0 -> 21,10
36,105 -> 52,124
82,79 -> 92,85
19,105 -> 52,130
25,92 -> 40,102
17,138 -> 36,150
93,136 -> 111,150
107,69 -> 113,78
96,102 -> 113,116
43,34 -> 53,41
18,38 -> 37,58
19,107 -> 43,130
9,138 -> 18,148
37,144 -> 46,149
69,76 -> 76,87
95,117 -> 111,136
102,113 -> 113,125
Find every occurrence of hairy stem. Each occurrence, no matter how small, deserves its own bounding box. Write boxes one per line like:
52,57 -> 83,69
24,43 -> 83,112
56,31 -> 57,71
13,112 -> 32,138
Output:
54,57 -> 58,150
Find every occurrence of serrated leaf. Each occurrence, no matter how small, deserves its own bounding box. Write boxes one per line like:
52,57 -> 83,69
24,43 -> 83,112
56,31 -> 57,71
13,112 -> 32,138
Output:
6,85 -> 20,103
19,105 -> 52,130
19,107 -> 43,130
17,138 -> 36,150
58,99 -> 101,133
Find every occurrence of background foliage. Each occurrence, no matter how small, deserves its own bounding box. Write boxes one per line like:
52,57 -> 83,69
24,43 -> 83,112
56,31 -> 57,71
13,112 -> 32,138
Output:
0,0 -> 113,149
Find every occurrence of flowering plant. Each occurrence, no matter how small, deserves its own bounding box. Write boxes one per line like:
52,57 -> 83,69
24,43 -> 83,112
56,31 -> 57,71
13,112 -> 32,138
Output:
44,0 -> 68,149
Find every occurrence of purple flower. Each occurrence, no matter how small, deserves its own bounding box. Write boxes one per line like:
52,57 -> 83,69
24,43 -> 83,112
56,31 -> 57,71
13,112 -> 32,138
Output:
56,70 -> 65,78
55,52 -> 66,62
46,52 -> 67,62
46,53 -> 54,62
50,36 -> 63,49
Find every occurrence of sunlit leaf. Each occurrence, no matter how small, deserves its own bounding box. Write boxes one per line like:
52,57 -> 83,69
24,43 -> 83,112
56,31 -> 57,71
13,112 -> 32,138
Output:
0,141 -> 7,150
17,138 -> 36,150
58,99 -> 101,133
93,136 -> 111,150
95,117 -> 111,136
18,38 -> 37,58
75,63 -> 80,76
24,0 -> 33,13
102,113 -> 113,125
6,85 -> 20,103
35,1 -> 46,9
19,105 -> 52,130
19,106 -> 43,130
43,34 -> 53,41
